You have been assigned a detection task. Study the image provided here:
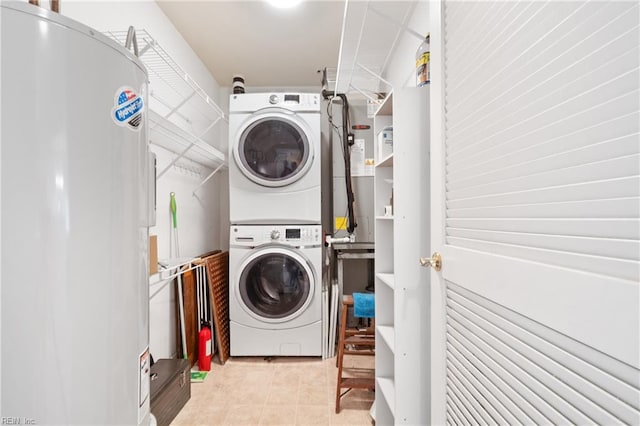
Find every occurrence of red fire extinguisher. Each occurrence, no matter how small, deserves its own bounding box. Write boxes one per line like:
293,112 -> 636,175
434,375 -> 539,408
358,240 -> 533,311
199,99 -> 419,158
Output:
198,321 -> 212,371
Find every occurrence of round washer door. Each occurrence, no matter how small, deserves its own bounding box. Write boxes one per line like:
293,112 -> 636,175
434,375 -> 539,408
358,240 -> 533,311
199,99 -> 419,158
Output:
237,247 -> 315,323
234,112 -> 313,187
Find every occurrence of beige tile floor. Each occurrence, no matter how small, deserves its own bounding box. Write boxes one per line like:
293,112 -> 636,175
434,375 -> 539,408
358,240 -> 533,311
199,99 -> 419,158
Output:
171,355 -> 375,426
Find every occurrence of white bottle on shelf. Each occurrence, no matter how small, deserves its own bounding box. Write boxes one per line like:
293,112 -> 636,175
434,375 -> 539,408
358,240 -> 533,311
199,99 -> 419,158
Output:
416,33 -> 430,87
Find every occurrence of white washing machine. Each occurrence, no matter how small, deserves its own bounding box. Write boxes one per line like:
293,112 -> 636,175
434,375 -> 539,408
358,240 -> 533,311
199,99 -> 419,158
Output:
229,224 -> 322,356
228,93 -> 321,224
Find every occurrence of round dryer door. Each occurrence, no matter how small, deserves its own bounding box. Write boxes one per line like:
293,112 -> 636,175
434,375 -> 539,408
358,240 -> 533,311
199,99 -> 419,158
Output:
237,247 -> 315,322
235,114 -> 313,187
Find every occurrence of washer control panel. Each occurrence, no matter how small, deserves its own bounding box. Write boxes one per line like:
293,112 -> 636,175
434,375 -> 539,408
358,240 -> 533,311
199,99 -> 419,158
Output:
232,225 -> 322,246
271,225 -> 321,245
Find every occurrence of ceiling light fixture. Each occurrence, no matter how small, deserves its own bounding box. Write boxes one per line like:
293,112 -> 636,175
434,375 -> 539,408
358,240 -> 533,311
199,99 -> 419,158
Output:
267,0 -> 302,8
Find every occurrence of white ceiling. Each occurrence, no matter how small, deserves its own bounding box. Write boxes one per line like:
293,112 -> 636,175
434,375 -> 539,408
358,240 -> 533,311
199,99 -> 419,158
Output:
156,0 -> 346,89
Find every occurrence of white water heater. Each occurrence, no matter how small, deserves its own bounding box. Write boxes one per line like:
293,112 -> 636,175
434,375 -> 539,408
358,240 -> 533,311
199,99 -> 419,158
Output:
1,3 -> 151,424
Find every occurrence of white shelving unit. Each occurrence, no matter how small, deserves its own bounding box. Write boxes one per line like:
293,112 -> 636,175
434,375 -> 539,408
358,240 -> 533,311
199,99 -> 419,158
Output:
333,1 -> 431,422
373,92 -> 396,424
104,29 -> 226,187
374,87 -> 430,424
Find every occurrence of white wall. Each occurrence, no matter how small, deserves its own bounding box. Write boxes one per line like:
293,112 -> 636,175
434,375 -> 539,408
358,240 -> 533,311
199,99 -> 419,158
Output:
384,1 -> 430,88
62,0 -> 228,359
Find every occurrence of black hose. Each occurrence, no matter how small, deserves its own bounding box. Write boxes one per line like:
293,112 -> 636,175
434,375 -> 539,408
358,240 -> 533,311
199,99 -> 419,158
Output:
322,89 -> 357,234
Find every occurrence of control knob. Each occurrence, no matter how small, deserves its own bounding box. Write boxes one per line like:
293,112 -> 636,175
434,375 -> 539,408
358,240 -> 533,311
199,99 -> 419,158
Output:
270,230 -> 281,240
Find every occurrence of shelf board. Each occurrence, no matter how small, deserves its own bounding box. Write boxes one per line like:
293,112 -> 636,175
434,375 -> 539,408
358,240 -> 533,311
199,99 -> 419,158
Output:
375,215 -> 394,221
376,152 -> 394,167
375,92 -> 393,116
377,325 -> 395,353
376,377 -> 396,416
376,273 -> 395,290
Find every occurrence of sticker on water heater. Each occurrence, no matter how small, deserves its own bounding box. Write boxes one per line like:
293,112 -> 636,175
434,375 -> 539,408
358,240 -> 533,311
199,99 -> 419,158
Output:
112,86 -> 144,130
138,347 -> 150,424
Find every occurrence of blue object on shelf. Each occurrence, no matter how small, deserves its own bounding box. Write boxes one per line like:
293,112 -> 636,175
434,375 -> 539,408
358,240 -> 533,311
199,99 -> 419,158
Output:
353,292 -> 375,318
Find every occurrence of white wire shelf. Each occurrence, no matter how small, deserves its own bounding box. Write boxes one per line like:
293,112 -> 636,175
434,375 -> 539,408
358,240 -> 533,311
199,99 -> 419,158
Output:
149,110 -> 225,170
149,256 -> 200,299
334,1 -> 422,99
104,29 -> 227,176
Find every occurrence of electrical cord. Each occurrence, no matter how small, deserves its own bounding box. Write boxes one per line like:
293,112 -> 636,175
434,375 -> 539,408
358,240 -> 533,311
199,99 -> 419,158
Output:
339,94 -> 357,235
327,100 -> 351,224
325,92 -> 357,235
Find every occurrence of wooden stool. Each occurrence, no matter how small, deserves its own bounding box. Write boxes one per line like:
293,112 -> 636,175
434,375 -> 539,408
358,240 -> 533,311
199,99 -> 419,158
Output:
335,294 -> 375,413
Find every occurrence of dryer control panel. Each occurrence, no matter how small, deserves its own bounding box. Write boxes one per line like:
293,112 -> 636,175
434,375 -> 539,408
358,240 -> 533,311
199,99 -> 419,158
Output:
229,92 -> 320,113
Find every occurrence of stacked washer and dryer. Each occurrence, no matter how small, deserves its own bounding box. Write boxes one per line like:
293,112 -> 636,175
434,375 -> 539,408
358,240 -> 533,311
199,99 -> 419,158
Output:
228,93 -> 323,356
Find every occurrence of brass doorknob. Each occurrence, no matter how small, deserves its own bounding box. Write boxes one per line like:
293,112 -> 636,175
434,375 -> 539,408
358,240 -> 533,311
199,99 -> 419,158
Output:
419,252 -> 442,271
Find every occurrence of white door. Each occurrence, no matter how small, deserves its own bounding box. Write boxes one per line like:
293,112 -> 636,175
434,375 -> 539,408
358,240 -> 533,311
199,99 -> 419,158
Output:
429,1 -> 639,424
